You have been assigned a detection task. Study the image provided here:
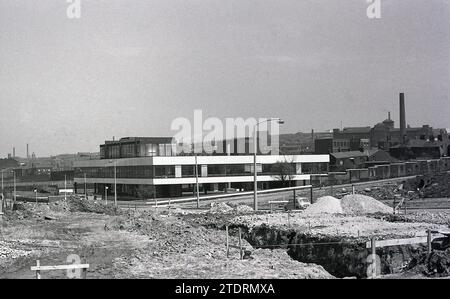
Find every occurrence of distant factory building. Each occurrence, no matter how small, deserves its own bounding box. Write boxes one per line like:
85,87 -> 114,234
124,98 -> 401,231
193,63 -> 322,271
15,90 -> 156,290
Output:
316,93 -> 449,159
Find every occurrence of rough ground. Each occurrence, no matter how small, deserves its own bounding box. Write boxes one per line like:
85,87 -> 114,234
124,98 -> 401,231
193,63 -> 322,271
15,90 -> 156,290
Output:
0,197 -> 332,279
228,212 -> 447,239
405,248 -> 450,277
110,211 -> 332,279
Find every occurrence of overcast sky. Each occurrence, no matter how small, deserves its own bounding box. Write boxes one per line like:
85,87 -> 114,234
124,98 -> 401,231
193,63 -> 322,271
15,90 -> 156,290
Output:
0,0 -> 449,157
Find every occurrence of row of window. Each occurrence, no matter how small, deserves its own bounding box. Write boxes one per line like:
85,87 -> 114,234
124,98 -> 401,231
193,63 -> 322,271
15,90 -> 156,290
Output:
76,163 -> 329,179
100,143 -> 176,159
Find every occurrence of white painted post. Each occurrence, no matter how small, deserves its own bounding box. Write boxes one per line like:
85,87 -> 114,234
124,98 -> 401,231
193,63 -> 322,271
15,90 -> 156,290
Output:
36,260 -> 41,279
371,237 -> 377,279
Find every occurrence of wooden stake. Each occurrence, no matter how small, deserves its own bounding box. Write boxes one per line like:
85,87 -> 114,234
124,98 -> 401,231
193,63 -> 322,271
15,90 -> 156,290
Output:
310,187 -> 313,204
238,228 -> 243,260
288,213 -> 291,227
226,226 -> 229,258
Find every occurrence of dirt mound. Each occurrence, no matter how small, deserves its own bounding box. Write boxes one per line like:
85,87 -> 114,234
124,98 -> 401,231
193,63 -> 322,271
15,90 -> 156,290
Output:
209,203 -> 234,214
302,195 -> 391,216
303,196 -> 343,216
235,205 -> 254,214
406,249 -> 450,277
340,194 -> 392,215
3,197 -> 121,220
60,196 -> 121,215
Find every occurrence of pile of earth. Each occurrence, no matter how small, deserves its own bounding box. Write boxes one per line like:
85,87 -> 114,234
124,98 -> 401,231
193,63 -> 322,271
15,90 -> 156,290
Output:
302,196 -> 343,216
2,196 -> 121,220
65,196 -> 121,215
340,194 -> 392,215
406,248 -> 450,277
303,194 -> 391,216
208,203 -> 254,215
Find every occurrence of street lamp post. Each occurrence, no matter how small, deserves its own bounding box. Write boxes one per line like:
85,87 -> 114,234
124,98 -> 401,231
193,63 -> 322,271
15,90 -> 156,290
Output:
253,118 -> 284,211
114,162 -> 117,207
108,160 -> 118,207
1,170 -> 3,197
194,154 -> 200,209
105,186 -> 109,205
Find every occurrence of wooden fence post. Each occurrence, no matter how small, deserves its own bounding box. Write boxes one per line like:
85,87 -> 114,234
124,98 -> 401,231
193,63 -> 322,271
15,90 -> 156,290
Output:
238,228 -> 243,260
287,213 -> 291,227
226,226 -> 229,258
310,187 -> 313,204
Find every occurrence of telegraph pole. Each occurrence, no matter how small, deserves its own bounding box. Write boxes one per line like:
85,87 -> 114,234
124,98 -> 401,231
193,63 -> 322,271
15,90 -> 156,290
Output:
195,154 -> 200,209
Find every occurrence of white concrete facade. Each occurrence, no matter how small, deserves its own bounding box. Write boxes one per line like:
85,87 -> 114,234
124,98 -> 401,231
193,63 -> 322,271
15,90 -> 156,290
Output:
73,154 -> 329,186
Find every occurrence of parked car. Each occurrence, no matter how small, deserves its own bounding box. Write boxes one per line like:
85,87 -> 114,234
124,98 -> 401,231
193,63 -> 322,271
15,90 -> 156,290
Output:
295,196 -> 311,210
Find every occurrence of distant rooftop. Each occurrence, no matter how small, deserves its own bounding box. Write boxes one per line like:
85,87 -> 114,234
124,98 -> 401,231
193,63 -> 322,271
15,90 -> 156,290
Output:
103,137 -> 174,145
330,149 -> 379,159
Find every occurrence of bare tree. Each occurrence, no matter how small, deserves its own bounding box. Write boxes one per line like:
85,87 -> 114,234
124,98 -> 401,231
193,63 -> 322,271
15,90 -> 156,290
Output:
272,157 -> 296,187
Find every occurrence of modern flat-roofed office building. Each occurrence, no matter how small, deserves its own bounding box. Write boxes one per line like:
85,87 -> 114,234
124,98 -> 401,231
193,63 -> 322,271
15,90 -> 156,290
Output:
74,137 -> 330,199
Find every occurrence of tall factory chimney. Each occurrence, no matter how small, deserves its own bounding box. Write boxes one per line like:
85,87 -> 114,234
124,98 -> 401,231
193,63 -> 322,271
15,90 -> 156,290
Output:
27,143 -> 29,159
13,147 -> 16,158
399,93 -> 407,146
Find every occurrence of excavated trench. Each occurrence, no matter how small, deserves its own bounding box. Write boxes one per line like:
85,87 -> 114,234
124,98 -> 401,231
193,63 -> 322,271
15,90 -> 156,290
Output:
240,225 -> 426,278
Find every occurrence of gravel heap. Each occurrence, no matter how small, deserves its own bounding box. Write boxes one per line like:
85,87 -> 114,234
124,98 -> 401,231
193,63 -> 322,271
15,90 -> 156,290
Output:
303,196 -> 343,216
235,205 -> 254,214
303,194 -> 392,216
209,202 -> 234,214
341,194 -> 392,215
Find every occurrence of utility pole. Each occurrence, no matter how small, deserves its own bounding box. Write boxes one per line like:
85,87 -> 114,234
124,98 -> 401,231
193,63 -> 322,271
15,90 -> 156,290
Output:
253,126 -> 258,211
194,154 -> 200,208
84,173 -> 87,196
1,170 -> 3,197
64,174 -> 67,201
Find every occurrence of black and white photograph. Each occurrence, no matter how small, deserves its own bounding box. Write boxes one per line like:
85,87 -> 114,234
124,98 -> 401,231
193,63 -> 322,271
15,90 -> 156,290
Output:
0,0 -> 449,288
